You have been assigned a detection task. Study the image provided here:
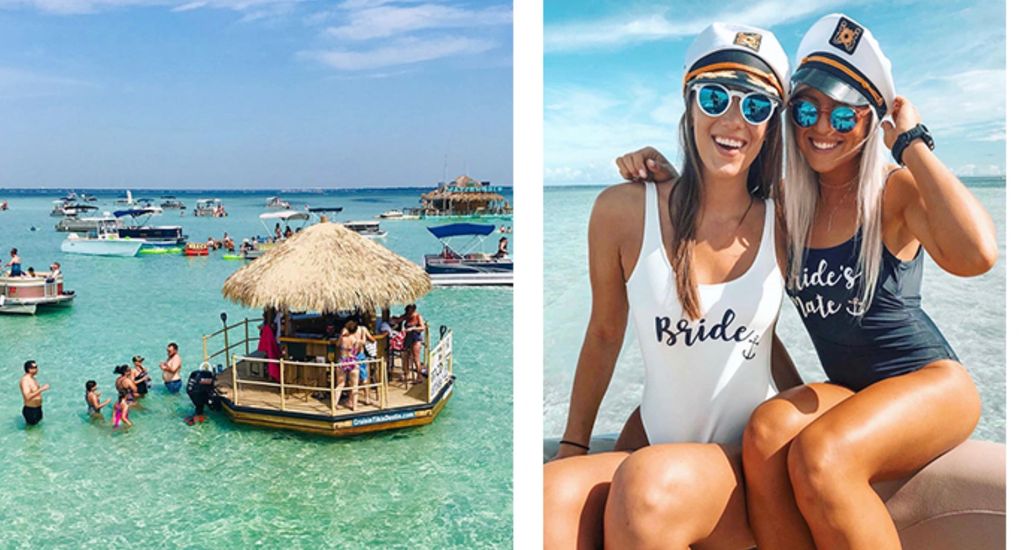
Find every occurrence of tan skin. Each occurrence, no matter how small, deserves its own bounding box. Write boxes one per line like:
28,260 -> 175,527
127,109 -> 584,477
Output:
739,89 -> 993,550
20,365 -> 49,407
618,88 -> 996,549
544,84 -> 801,550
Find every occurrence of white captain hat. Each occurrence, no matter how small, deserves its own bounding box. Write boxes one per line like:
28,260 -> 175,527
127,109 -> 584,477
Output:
790,13 -> 896,117
683,22 -> 790,100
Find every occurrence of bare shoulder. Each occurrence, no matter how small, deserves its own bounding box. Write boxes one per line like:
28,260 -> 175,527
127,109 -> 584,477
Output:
592,181 -> 646,221
882,165 -> 918,214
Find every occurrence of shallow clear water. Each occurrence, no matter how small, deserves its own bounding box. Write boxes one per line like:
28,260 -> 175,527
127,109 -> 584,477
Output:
543,184 -> 1005,443
0,189 -> 512,547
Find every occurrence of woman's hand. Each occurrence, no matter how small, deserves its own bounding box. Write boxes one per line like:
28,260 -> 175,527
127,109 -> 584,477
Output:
616,147 -> 678,183
881,96 -> 923,150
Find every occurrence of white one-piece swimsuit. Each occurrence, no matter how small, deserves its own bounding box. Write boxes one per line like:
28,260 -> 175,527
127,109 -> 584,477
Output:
625,182 -> 784,445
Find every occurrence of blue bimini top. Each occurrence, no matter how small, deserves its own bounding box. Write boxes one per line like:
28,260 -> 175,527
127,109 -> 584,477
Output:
787,231 -> 958,391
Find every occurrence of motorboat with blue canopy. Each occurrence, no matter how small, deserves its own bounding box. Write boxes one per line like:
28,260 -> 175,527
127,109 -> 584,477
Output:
114,207 -> 187,247
423,223 -> 512,286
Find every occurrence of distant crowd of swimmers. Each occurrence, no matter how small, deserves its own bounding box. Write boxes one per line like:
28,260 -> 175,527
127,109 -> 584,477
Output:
18,342 -> 219,430
3,248 -> 61,280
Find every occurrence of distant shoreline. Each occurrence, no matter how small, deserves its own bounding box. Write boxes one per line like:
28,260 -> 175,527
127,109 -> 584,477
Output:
0,186 -> 514,195
544,177 -> 1004,190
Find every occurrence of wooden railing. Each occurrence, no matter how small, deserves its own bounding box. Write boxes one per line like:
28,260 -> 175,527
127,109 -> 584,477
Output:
230,355 -> 389,415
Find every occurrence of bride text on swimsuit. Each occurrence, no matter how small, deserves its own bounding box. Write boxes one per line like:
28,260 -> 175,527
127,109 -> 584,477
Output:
654,308 -> 754,347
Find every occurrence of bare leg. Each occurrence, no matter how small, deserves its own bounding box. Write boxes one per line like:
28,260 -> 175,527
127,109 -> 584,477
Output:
743,382 -> 854,549
788,361 -> 980,550
545,452 -> 631,550
604,443 -> 755,550
614,407 -> 649,452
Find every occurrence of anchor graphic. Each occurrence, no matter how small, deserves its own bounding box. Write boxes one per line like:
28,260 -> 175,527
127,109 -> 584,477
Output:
742,334 -> 761,360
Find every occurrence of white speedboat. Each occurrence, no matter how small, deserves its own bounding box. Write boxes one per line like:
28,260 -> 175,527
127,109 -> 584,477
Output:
195,198 -> 226,217
0,275 -> 75,315
343,220 -> 388,239
265,196 -> 291,210
61,227 -> 144,257
377,209 -> 419,220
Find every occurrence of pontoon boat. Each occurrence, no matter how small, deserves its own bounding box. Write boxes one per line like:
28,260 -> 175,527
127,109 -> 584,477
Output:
424,223 -> 513,286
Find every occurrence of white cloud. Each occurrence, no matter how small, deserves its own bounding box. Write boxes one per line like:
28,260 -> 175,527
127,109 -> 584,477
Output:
304,36 -> 494,71
955,163 -> 1003,177
545,85 -> 680,184
326,3 -> 510,41
901,69 -> 1004,141
0,66 -> 97,98
544,0 -> 853,53
0,0 -> 303,15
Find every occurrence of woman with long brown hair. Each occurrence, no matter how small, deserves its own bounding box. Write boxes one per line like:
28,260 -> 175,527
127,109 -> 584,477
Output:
544,23 -> 800,549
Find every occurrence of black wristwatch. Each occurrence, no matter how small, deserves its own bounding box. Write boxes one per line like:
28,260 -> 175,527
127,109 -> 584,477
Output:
892,123 -> 934,165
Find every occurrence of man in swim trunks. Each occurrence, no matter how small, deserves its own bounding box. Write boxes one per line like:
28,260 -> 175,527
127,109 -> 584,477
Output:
160,342 -> 183,393
19,360 -> 49,426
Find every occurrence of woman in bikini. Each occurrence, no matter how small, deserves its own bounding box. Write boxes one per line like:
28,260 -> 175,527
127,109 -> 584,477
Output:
544,23 -> 801,549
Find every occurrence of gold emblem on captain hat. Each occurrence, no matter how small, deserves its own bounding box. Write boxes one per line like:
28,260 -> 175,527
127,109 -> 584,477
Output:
830,17 -> 863,54
734,32 -> 762,51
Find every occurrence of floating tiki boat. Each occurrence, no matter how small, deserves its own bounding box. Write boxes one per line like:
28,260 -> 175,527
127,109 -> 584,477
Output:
0,275 -> 75,315
424,223 -> 513,287
342,220 -> 388,239
414,175 -> 512,220
202,221 -> 453,436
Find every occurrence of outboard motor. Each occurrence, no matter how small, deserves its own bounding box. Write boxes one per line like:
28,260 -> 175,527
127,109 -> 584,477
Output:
186,369 -> 217,418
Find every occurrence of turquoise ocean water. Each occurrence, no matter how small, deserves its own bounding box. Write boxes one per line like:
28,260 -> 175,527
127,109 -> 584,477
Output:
544,181 -> 1005,443
0,189 -> 512,548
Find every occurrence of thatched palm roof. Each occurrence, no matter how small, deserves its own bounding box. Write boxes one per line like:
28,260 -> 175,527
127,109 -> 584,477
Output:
222,221 -> 431,312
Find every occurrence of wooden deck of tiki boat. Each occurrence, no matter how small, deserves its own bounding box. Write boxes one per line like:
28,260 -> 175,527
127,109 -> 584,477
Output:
202,315 -> 455,437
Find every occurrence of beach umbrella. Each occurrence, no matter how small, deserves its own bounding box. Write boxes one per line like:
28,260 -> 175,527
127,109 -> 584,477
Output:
222,221 -> 431,312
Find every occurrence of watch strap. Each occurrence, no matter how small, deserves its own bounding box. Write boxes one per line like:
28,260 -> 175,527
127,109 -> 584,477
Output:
893,123 -> 934,165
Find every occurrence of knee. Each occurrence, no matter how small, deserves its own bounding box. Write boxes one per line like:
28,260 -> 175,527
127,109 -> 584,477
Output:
743,399 -> 806,466
786,425 -> 857,509
605,448 -> 701,544
544,460 -> 601,515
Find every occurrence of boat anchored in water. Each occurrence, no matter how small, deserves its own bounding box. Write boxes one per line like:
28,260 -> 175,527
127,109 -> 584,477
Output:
377,209 -> 419,220
199,220 -> 454,436
265,196 -> 291,210
114,207 -> 187,248
195,198 -> 227,217
61,220 -> 145,257
343,220 -> 388,239
0,275 -> 75,315
424,223 -> 513,286
242,210 -> 312,260
160,195 -> 185,209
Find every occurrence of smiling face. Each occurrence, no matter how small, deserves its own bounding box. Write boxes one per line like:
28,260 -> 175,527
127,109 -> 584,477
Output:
791,87 -> 872,174
690,86 -> 771,180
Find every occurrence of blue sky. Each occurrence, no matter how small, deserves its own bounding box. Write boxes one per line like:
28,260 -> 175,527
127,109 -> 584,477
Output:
0,0 -> 512,189
544,0 -> 1006,184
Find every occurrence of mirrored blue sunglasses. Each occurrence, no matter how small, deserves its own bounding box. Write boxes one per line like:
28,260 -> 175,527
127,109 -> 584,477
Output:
789,98 -> 865,133
692,83 -> 778,126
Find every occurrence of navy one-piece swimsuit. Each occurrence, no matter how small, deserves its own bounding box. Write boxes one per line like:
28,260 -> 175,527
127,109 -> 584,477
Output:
787,232 -> 958,391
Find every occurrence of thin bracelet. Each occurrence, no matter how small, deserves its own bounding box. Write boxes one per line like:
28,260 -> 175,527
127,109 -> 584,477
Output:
559,439 -> 589,451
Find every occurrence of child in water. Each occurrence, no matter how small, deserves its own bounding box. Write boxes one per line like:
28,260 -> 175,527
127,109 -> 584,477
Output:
112,391 -> 133,429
